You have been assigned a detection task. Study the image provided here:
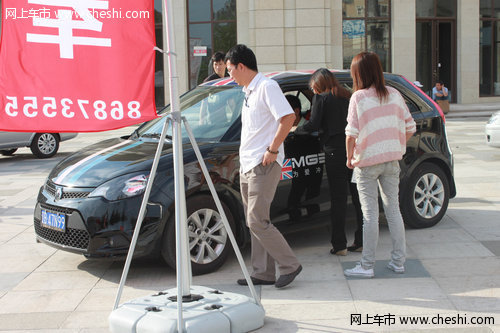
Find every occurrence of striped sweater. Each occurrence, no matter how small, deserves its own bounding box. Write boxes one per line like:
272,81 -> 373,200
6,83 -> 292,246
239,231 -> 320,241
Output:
345,86 -> 416,168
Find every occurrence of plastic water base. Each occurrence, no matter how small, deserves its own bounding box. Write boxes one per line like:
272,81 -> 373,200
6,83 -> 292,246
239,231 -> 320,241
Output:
109,285 -> 265,333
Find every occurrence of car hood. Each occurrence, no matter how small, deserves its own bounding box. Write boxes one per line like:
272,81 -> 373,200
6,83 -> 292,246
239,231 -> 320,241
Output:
48,137 -> 209,187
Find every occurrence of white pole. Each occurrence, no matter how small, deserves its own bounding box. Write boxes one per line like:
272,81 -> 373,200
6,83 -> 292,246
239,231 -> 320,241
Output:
113,0 -> 192,317
164,1 -> 191,332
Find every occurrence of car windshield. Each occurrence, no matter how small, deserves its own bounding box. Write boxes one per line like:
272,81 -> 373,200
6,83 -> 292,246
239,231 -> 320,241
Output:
137,85 -> 244,142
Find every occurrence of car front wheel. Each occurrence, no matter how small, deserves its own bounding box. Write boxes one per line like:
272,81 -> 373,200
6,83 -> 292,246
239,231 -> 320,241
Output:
161,195 -> 235,275
30,133 -> 59,158
401,162 -> 450,229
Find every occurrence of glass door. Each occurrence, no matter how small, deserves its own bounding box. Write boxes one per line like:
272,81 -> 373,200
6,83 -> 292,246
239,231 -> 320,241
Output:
416,20 -> 456,102
416,0 -> 457,102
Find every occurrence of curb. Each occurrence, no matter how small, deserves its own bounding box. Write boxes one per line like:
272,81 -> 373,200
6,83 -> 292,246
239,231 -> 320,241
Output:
445,104 -> 499,118
445,110 -> 495,119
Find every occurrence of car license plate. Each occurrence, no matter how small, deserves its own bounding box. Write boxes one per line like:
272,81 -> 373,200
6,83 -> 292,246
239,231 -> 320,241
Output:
41,209 -> 66,232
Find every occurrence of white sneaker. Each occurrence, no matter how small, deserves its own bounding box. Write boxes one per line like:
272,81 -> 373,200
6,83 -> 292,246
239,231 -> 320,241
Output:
387,262 -> 405,273
344,263 -> 374,278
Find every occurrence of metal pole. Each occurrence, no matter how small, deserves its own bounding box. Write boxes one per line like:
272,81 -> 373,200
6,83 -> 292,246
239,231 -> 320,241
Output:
164,1 -> 191,332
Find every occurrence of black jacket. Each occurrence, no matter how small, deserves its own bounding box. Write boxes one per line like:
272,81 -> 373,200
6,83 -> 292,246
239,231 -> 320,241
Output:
296,92 -> 349,150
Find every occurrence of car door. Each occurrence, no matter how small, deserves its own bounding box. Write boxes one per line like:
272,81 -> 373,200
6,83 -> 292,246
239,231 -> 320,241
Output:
270,89 -> 331,229
0,131 -> 32,149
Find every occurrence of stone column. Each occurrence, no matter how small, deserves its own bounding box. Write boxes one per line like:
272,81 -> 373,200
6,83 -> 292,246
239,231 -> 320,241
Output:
457,0 -> 480,103
237,0 -> 332,72
251,0 -> 286,71
392,0 -> 416,80
330,0 -> 343,69
295,0 -> 328,69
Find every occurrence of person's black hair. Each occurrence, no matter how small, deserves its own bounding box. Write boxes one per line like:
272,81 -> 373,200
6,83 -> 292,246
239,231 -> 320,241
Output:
285,94 -> 301,111
212,51 -> 225,63
437,80 -> 444,85
224,44 -> 258,72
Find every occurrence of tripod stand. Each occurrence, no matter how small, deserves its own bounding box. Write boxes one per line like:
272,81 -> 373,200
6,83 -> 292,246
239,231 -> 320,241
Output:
109,1 -> 264,332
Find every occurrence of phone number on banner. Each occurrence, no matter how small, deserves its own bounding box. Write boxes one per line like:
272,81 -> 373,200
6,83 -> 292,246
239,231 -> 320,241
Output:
4,96 -> 142,120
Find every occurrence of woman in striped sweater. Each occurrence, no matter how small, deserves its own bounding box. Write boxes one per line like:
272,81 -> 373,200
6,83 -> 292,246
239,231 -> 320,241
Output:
343,52 -> 416,278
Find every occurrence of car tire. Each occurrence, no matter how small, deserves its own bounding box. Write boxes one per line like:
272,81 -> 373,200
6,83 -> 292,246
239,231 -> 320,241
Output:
401,162 -> 450,229
161,194 -> 235,275
0,148 -> 18,156
30,133 -> 59,158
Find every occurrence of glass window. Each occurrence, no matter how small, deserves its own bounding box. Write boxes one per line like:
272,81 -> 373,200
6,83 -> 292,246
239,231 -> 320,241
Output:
481,0 -> 492,18
416,0 -> 434,17
188,0 -> 211,22
138,86 -> 244,142
480,0 -> 500,96
417,0 -> 456,18
188,0 -> 237,89
343,0 -> 365,18
480,21 -> 492,96
213,0 -> 236,20
189,24 -> 212,87
343,20 -> 366,69
416,22 -> 433,94
343,0 -> 391,71
214,22 -> 237,52
436,0 -> 456,17
366,21 -> 390,69
367,0 -> 389,17
496,22 -> 500,95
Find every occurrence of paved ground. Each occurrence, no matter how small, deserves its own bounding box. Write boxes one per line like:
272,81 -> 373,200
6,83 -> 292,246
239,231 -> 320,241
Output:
0,116 -> 499,332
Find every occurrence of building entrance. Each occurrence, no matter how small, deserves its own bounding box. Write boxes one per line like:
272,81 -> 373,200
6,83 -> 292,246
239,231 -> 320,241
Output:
416,1 -> 457,102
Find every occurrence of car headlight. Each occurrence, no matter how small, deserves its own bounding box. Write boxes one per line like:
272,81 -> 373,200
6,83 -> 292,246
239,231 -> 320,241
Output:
88,173 -> 149,201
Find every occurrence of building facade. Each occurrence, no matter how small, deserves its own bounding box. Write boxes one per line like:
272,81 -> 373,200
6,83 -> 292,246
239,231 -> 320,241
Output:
1,0 -> 498,106
162,0 -> 499,106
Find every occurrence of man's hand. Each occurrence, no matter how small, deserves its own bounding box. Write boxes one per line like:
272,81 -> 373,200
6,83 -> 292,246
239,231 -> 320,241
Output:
263,113 -> 295,166
262,150 -> 277,166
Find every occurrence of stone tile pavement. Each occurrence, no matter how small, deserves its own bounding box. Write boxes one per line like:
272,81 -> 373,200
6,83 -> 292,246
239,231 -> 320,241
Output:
0,118 -> 499,332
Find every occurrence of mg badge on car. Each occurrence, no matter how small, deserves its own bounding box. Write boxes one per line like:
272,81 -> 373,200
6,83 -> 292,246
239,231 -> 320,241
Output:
55,186 -> 63,201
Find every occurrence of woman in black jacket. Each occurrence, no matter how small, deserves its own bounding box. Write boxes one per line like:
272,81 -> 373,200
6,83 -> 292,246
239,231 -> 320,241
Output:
296,68 -> 363,255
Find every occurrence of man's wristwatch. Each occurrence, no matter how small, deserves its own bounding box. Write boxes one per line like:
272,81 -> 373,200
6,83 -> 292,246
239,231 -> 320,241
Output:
266,147 -> 278,154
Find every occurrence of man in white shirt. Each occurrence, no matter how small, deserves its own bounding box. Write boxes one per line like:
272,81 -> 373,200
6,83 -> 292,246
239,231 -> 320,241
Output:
225,44 -> 302,288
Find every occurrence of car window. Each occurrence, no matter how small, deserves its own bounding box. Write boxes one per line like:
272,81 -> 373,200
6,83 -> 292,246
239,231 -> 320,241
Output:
343,79 -> 421,114
296,91 -> 311,112
137,86 -> 244,142
385,82 -> 423,114
284,90 -> 311,116
401,94 -> 420,113
341,81 -> 354,93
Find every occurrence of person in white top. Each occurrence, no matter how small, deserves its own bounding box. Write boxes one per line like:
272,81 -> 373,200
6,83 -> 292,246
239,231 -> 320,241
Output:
225,44 -> 302,289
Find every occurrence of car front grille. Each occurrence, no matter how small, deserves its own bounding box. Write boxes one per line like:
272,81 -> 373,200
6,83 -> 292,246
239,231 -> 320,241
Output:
34,219 -> 90,250
45,181 -> 93,200
35,204 -> 90,250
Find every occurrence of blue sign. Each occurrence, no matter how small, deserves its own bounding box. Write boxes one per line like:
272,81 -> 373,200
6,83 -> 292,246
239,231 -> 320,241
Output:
343,20 -> 365,39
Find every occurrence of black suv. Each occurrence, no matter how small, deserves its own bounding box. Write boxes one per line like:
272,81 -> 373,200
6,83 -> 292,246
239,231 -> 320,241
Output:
33,71 -> 456,275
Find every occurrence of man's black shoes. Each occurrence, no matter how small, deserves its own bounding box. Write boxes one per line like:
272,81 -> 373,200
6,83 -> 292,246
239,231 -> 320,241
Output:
237,265 -> 303,288
237,276 -> 275,286
275,265 -> 302,288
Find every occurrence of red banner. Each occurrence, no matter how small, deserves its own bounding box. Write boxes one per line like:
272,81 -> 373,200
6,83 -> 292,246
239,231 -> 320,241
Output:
0,0 -> 158,132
